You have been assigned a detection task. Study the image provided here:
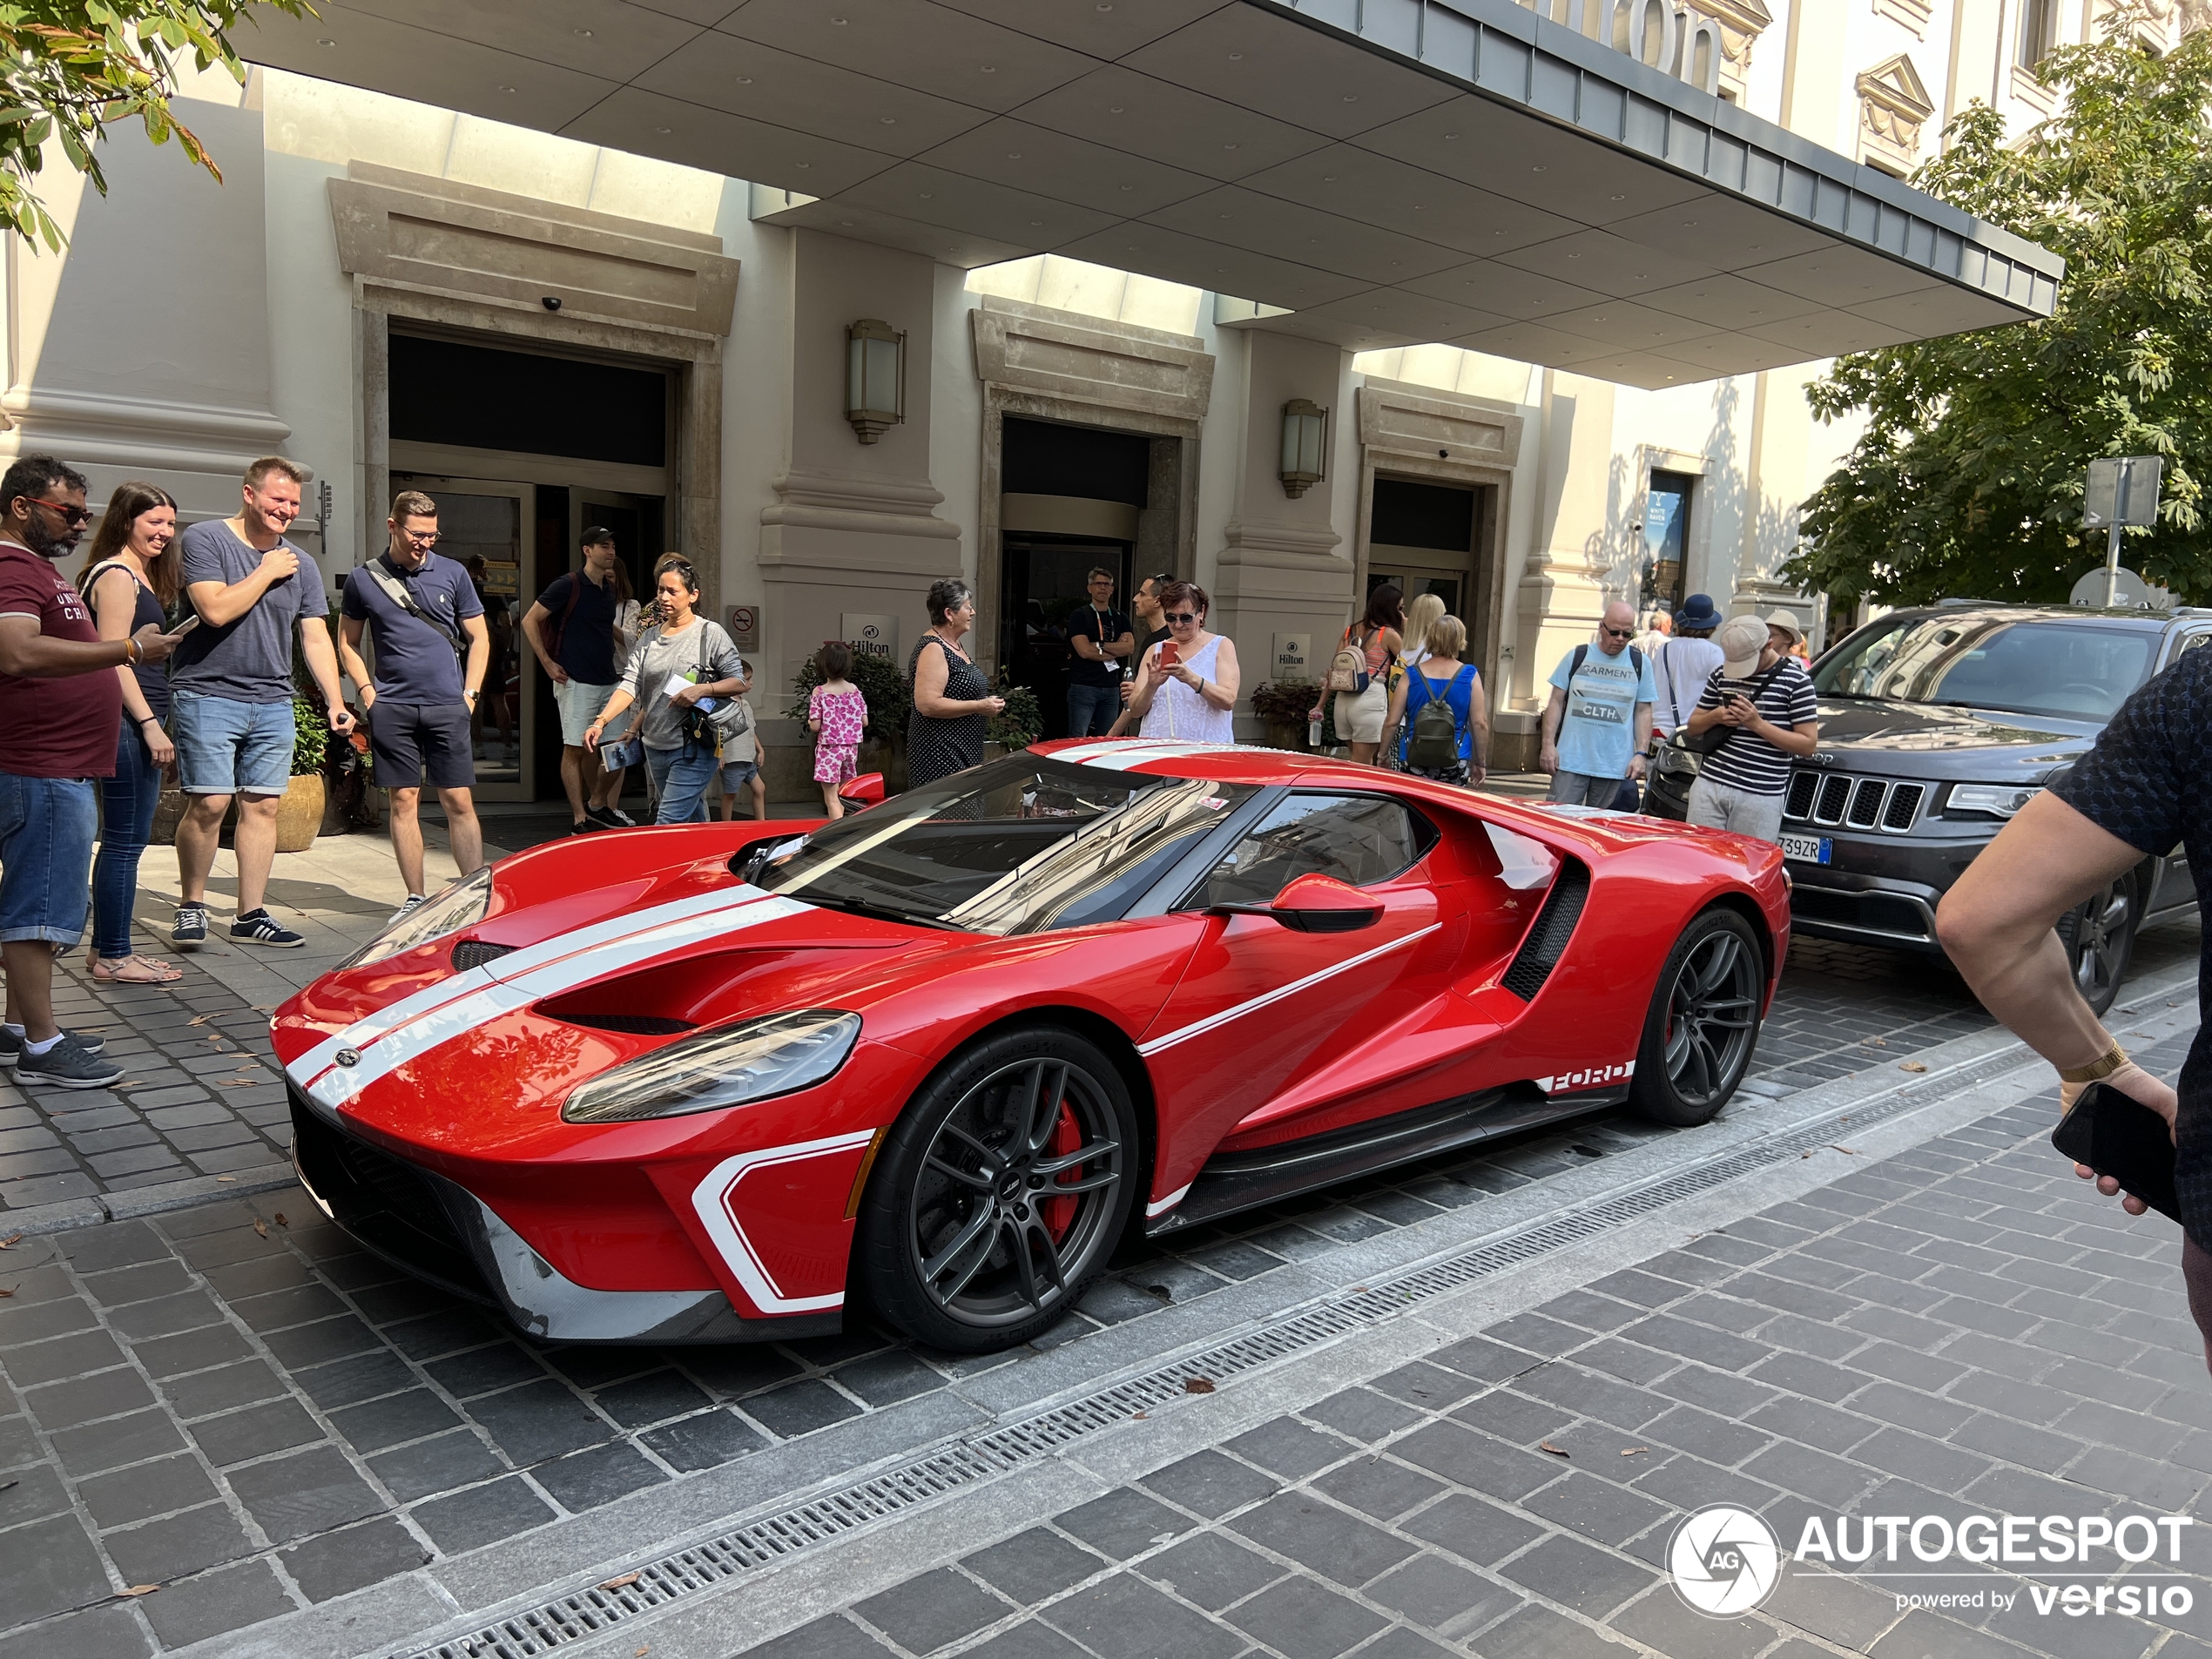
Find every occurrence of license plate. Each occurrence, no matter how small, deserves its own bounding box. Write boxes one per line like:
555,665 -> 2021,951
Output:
1780,832 -> 1831,864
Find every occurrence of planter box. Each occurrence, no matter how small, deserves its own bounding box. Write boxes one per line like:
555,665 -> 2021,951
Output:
151,774 -> 324,852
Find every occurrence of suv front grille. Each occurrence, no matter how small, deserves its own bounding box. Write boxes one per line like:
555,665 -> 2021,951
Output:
1786,772 -> 1924,834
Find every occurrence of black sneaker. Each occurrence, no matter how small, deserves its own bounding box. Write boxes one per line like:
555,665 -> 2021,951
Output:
586,806 -> 635,830
570,818 -> 599,835
17,1033 -> 125,1090
231,909 -> 306,949
0,1027 -> 105,1068
172,903 -> 208,950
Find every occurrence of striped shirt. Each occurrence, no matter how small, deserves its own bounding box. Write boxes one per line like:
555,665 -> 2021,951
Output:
1695,658 -> 1817,794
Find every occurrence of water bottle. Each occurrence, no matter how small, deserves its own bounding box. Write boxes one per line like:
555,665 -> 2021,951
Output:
1308,715 -> 1322,750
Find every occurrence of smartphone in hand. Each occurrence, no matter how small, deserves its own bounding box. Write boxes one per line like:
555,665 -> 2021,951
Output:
2052,1080 -> 2180,1222
1157,641 -> 1181,671
166,615 -> 200,637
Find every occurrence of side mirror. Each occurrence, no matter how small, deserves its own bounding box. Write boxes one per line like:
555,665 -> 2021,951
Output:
1212,873 -> 1383,934
840,772 -> 887,809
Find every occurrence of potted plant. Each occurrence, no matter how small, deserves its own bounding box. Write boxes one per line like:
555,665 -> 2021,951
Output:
792,647 -> 914,791
273,697 -> 327,853
1251,678 -> 1323,752
986,678 -> 1042,755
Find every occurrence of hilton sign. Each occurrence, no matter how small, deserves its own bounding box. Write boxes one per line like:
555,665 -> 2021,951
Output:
1532,0 -> 1742,98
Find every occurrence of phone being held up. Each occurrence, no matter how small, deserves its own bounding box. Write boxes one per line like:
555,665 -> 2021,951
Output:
1156,640 -> 1180,673
2052,1080 -> 2181,1223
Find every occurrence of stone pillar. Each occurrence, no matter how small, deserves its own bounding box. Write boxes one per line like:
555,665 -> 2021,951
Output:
758,231 -> 959,797
1511,370 -> 1615,711
1213,331 -> 1352,730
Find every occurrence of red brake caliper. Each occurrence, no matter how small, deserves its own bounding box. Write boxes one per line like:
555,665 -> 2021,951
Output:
1040,1100 -> 1082,1241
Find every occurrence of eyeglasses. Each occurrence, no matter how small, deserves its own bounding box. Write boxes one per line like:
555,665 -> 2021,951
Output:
1163,611 -> 1199,624
26,497 -> 91,525
1601,626 -> 1635,640
401,528 -> 439,545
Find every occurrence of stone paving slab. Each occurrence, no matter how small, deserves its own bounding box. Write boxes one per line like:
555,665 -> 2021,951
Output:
694,1025 -> 2212,1659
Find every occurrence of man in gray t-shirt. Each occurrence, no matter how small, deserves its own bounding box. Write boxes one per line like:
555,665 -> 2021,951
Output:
169,458 -> 353,953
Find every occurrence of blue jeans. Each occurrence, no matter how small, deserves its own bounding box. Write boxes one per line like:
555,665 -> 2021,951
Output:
1068,682 -> 1120,738
92,721 -> 162,960
172,690 -> 293,797
0,770 -> 97,947
645,742 -> 718,825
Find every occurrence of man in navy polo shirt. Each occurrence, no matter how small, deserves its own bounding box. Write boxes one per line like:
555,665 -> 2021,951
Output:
338,490 -> 489,922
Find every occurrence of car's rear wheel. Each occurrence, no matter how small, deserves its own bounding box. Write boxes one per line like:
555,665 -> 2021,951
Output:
855,1026 -> 1138,1352
1629,907 -> 1765,1128
2056,876 -> 2136,1018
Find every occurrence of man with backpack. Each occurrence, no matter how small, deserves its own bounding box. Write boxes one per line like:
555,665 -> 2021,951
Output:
522,527 -> 630,834
1539,601 -> 1656,806
1682,611 -> 1820,845
337,490 -> 489,922
1391,614 -> 1487,785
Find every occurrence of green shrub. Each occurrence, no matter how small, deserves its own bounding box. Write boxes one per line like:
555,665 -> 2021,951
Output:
988,680 -> 1042,749
291,698 -> 327,776
792,647 -> 910,745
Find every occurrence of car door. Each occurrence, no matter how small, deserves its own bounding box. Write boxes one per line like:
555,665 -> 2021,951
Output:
1138,792 -> 1445,1195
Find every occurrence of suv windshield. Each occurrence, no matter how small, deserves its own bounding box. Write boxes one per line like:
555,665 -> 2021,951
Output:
1814,614 -> 2156,722
753,753 -> 1258,935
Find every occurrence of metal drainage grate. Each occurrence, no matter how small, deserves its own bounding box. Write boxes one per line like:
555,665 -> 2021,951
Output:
400,1045 -> 2030,1659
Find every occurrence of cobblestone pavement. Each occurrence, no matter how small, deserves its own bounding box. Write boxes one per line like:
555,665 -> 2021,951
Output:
738,1023 -> 2212,1659
0,839 -> 2200,1657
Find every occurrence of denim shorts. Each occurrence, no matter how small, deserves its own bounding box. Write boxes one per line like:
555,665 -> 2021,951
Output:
172,690 -> 293,797
0,770 -> 97,946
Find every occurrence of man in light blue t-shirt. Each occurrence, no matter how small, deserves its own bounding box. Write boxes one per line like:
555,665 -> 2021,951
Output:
1540,601 -> 1656,806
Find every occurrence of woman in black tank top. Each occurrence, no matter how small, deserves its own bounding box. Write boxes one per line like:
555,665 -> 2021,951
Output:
907,579 -> 1003,789
78,482 -> 184,985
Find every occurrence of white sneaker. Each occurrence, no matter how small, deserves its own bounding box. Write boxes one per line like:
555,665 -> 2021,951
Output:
388,894 -> 428,926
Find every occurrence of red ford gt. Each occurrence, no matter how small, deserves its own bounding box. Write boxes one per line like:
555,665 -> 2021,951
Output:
275,741 -> 1789,1352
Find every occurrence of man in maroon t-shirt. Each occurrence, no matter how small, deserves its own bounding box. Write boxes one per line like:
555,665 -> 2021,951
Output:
0,456 -> 178,1088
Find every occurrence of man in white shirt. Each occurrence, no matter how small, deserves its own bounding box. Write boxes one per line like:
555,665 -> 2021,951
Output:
1651,592 -> 1726,740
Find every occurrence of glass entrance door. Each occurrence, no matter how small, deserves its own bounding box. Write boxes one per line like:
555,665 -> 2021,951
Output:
389,474 -> 533,802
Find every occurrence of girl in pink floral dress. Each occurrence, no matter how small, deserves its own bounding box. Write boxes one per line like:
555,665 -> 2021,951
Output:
807,641 -> 868,820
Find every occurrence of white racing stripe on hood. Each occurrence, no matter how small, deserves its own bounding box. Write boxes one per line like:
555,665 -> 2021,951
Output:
293,887 -> 810,1111
1072,742 -> 1258,773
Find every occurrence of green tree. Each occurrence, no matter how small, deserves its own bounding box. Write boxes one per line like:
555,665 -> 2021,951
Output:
1787,8 -> 2212,608
0,0 -> 308,252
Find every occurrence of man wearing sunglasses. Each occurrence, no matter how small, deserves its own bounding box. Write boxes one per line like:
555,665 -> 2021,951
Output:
1540,600 -> 1655,807
0,455 -> 180,1086
169,457 -> 353,952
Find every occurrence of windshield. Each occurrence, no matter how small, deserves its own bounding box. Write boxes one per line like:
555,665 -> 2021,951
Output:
1814,615 -> 2156,722
755,753 -> 1258,935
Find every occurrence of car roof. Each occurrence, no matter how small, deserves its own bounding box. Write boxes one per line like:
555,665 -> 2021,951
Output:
1880,602 -> 2190,631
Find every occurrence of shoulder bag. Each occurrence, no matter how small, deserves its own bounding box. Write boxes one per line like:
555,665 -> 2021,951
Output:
1682,658 -> 1785,757
678,626 -> 752,749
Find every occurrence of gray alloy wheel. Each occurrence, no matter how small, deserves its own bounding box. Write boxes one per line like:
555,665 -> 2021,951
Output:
2057,877 -> 2136,1018
1629,907 -> 1765,1128
856,1028 -> 1137,1352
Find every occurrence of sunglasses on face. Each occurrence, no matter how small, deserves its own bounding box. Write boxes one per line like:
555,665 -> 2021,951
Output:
1164,611 -> 1199,624
28,497 -> 91,525
1601,625 -> 1635,640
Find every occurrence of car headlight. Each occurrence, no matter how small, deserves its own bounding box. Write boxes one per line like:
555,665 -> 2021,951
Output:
1946,784 -> 2043,819
344,867 -> 495,968
560,1009 -> 862,1124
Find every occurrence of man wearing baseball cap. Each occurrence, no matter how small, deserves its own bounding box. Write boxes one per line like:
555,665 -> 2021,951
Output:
1681,610 -> 1820,845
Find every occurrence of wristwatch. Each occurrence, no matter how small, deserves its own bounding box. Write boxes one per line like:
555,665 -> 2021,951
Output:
2057,1042 -> 2128,1084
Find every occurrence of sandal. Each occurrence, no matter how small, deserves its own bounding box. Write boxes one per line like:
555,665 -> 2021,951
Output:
91,954 -> 185,986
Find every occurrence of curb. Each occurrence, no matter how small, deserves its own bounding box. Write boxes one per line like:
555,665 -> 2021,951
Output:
3,1162 -> 296,1237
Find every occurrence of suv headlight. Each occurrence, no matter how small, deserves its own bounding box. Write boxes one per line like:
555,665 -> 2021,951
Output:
344,867 -> 495,968
1946,784 -> 2043,819
561,1009 -> 861,1124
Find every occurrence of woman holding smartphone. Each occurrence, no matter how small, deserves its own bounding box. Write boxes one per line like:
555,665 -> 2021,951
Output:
1128,580 -> 1238,742
581,561 -> 744,825
78,481 -> 184,985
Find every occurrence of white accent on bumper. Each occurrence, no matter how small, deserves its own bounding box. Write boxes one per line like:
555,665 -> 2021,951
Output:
690,1131 -> 878,1314
1145,1183 -> 1193,1218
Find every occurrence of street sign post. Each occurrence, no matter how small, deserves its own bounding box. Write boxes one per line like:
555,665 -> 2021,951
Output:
2083,455 -> 2163,608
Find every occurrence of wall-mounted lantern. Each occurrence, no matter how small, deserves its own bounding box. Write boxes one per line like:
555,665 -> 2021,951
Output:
845,319 -> 905,444
1279,399 -> 1328,498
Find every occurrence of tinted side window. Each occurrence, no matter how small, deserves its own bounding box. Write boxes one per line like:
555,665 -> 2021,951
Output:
1200,794 -> 1426,907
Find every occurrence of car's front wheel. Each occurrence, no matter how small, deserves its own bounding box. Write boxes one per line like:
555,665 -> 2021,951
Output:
1629,907 -> 1765,1128
854,1026 -> 1138,1352
2056,876 -> 2136,1018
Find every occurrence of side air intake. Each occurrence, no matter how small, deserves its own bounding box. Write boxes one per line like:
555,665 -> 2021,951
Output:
1500,859 -> 1589,1001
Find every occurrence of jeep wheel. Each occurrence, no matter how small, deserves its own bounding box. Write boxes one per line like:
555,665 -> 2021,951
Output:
2057,877 -> 2136,1018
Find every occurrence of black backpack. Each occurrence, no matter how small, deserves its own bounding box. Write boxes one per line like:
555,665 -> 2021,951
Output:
1405,665 -> 1476,771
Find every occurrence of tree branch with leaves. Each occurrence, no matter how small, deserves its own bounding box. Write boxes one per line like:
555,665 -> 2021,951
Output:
1787,3 -> 2212,608
0,0 -> 310,252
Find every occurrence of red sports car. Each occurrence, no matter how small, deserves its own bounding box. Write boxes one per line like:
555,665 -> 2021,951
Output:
275,741 -> 1789,1352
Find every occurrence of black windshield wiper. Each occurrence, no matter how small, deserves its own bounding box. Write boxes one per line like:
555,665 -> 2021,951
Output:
800,893 -> 966,933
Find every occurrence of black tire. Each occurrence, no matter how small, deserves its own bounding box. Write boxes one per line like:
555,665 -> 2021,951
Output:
854,1026 -> 1139,1352
2056,876 -> 2137,1018
1628,907 -> 1765,1128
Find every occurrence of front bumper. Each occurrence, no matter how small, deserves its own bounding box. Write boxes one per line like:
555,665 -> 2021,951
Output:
288,1090 -> 838,1345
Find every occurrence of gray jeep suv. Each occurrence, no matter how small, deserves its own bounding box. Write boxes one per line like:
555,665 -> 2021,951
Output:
1643,603 -> 2207,1014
